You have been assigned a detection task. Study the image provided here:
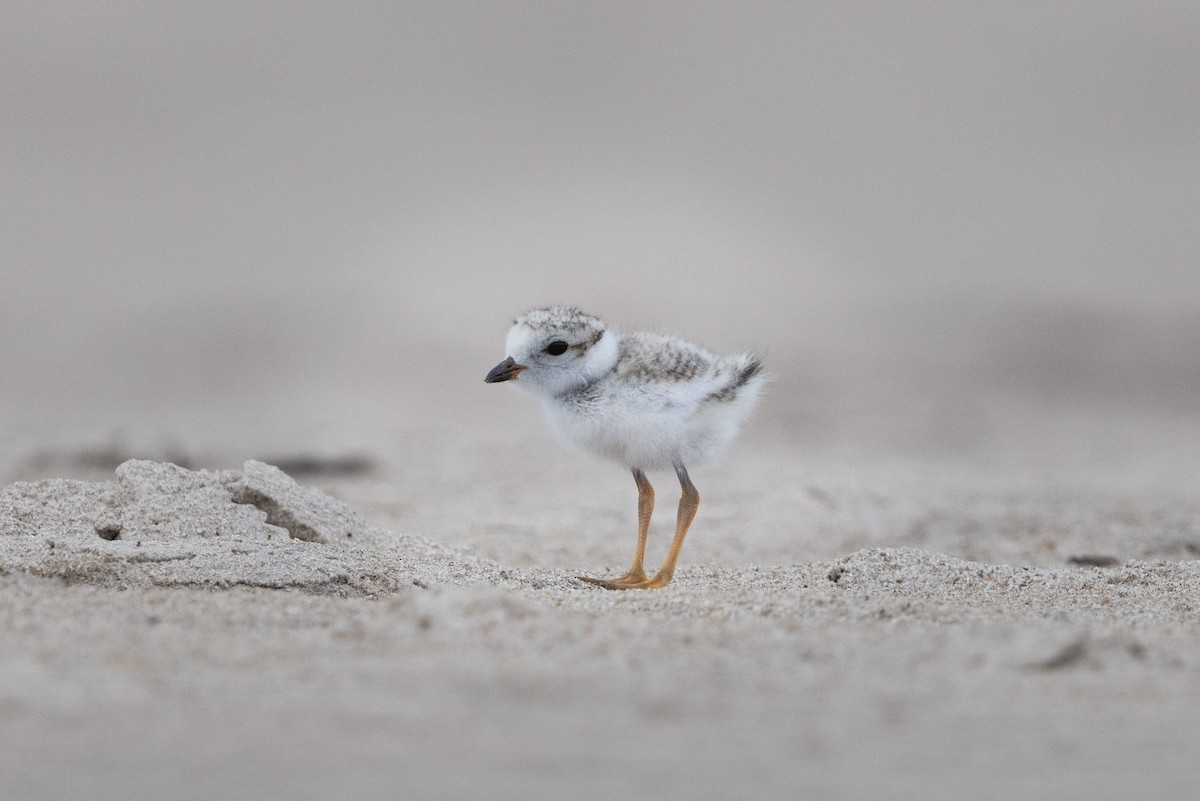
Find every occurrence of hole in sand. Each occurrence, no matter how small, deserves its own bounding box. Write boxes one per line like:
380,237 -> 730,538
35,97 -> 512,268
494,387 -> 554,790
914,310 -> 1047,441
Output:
95,524 -> 122,541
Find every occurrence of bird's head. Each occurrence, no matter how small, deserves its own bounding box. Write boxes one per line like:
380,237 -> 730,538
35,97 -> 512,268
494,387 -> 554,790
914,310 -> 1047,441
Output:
485,305 -> 618,396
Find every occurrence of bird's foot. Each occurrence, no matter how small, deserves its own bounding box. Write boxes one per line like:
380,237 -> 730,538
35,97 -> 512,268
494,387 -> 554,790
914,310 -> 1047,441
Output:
578,569 -> 672,590
578,566 -> 645,589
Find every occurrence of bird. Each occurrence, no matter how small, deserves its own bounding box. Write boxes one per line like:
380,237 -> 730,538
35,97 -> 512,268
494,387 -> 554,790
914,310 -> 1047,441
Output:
484,305 -> 764,589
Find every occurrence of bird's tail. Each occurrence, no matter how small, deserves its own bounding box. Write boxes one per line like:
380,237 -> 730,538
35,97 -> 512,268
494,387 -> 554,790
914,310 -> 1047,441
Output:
708,354 -> 767,404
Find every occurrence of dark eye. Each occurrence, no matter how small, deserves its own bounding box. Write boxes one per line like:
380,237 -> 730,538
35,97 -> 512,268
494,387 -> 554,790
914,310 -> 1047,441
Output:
544,340 -> 569,356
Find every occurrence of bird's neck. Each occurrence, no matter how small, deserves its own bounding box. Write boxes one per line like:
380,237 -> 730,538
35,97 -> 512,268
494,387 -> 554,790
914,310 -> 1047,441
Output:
555,330 -> 620,399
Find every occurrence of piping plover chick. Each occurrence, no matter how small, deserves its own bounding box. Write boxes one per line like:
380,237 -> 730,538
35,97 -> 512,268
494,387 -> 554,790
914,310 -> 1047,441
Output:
485,305 -> 764,589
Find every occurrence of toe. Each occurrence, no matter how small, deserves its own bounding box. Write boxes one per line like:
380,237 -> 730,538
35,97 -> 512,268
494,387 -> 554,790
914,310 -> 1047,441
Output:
578,567 -> 648,590
578,575 -> 635,590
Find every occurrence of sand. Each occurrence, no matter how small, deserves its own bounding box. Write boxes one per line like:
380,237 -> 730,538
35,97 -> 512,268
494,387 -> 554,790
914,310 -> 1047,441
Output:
1,423 -> 1198,801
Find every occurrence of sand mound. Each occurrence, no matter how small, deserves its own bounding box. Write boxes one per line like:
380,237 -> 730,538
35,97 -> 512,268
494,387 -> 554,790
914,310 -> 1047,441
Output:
0,459 -> 409,595
824,547 -> 1200,625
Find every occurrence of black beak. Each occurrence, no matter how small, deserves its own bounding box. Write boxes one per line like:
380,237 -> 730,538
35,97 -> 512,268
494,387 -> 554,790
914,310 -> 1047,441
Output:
485,356 -> 527,383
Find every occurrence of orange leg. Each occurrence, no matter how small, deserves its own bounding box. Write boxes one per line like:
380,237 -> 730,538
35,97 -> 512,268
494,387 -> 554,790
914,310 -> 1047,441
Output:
579,469 -> 653,588
581,462 -> 699,590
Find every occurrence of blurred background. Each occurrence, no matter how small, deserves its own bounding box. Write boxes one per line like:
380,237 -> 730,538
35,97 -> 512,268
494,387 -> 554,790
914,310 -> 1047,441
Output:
2,1 -> 1197,470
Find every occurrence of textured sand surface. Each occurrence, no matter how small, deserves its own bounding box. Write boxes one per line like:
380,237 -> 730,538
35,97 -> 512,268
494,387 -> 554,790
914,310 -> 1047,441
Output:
2,425 -> 1198,801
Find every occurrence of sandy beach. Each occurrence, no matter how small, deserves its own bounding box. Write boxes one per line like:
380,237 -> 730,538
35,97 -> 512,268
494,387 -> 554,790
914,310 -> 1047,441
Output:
3,3 -> 1198,798
2,416 -> 1199,800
